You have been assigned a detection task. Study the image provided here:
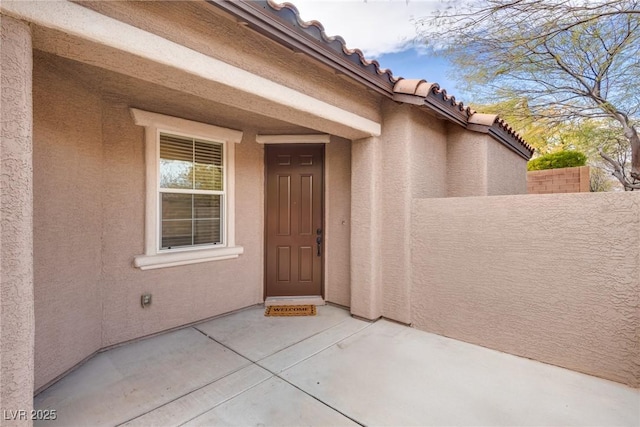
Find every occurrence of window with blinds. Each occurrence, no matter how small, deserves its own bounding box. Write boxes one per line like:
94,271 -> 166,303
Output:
159,132 -> 224,249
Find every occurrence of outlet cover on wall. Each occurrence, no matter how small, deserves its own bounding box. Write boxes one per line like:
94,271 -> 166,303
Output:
141,293 -> 152,308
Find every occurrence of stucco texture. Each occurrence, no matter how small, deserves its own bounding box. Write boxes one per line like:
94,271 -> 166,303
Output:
350,135 -> 383,320
1,14 -> 35,421
411,192 -> 640,387
379,102 -> 447,324
324,137 -> 351,307
350,101 -> 447,322
486,137 -> 527,195
447,125 -> 527,197
33,49 -> 104,392
446,125 -> 488,197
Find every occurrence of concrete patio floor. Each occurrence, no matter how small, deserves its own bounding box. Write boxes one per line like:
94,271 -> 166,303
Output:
35,305 -> 639,426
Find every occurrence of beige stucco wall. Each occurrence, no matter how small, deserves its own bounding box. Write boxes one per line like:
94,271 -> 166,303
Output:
350,101 -> 447,322
325,137 -> 351,307
486,139 -> 528,195
411,192 -> 640,387
1,14 -> 35,421
409,109 -> 448,200
33,51 -> 104,391
446,125 -> 488,197
379,102 -> 447,324
447,125 -> 528,197
350,135 -> 383,320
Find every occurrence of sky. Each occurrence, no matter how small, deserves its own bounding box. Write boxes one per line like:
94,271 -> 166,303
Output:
289,0 -> 465,97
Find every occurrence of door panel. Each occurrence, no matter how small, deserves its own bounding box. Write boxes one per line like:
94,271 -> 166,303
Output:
299,246 -> 313,282
277,175 -> 291,235
266,145 -> 323,297
299,175 -> 313,235
277,246 -> 291,282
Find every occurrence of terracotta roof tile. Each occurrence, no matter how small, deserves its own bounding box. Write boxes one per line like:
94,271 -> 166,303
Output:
394,79 -> 434,97
395,79 -> 473,114
468,112 -> 497,127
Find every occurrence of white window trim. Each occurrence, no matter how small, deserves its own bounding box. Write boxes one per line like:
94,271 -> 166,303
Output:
256,134 -> 330,144
130,108 -> 244,270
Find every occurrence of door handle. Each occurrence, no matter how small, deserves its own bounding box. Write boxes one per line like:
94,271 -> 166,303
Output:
316,228 -> 322,257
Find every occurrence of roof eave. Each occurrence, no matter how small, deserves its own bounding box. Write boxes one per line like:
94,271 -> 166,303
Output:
207,0 -> 395,97
392,93 -> 468,126
471,124 -> 534,160
207,1 -> 534,158
424,91 -> 469,127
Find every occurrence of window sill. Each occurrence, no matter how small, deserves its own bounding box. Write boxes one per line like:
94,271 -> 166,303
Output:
134,246 -> 244,270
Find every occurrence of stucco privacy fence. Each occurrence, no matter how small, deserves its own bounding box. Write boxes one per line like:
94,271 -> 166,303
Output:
411,191 -> 640,388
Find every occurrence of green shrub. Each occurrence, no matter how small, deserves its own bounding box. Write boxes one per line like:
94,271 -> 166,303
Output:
527,150 -> 587,171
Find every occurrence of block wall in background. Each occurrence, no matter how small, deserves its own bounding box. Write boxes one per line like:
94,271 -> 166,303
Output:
527,166 -> 590,194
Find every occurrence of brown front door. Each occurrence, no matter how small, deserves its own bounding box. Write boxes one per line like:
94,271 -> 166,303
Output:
265,144 -> 324,297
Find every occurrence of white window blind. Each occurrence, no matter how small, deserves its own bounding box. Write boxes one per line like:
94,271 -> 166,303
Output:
159,133 -> 224,249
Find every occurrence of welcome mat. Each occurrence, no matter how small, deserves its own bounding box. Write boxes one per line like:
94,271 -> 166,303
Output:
265,305 -> 316,317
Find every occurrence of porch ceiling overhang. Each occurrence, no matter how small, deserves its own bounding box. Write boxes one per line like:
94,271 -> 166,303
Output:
0,0 -> 381,141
